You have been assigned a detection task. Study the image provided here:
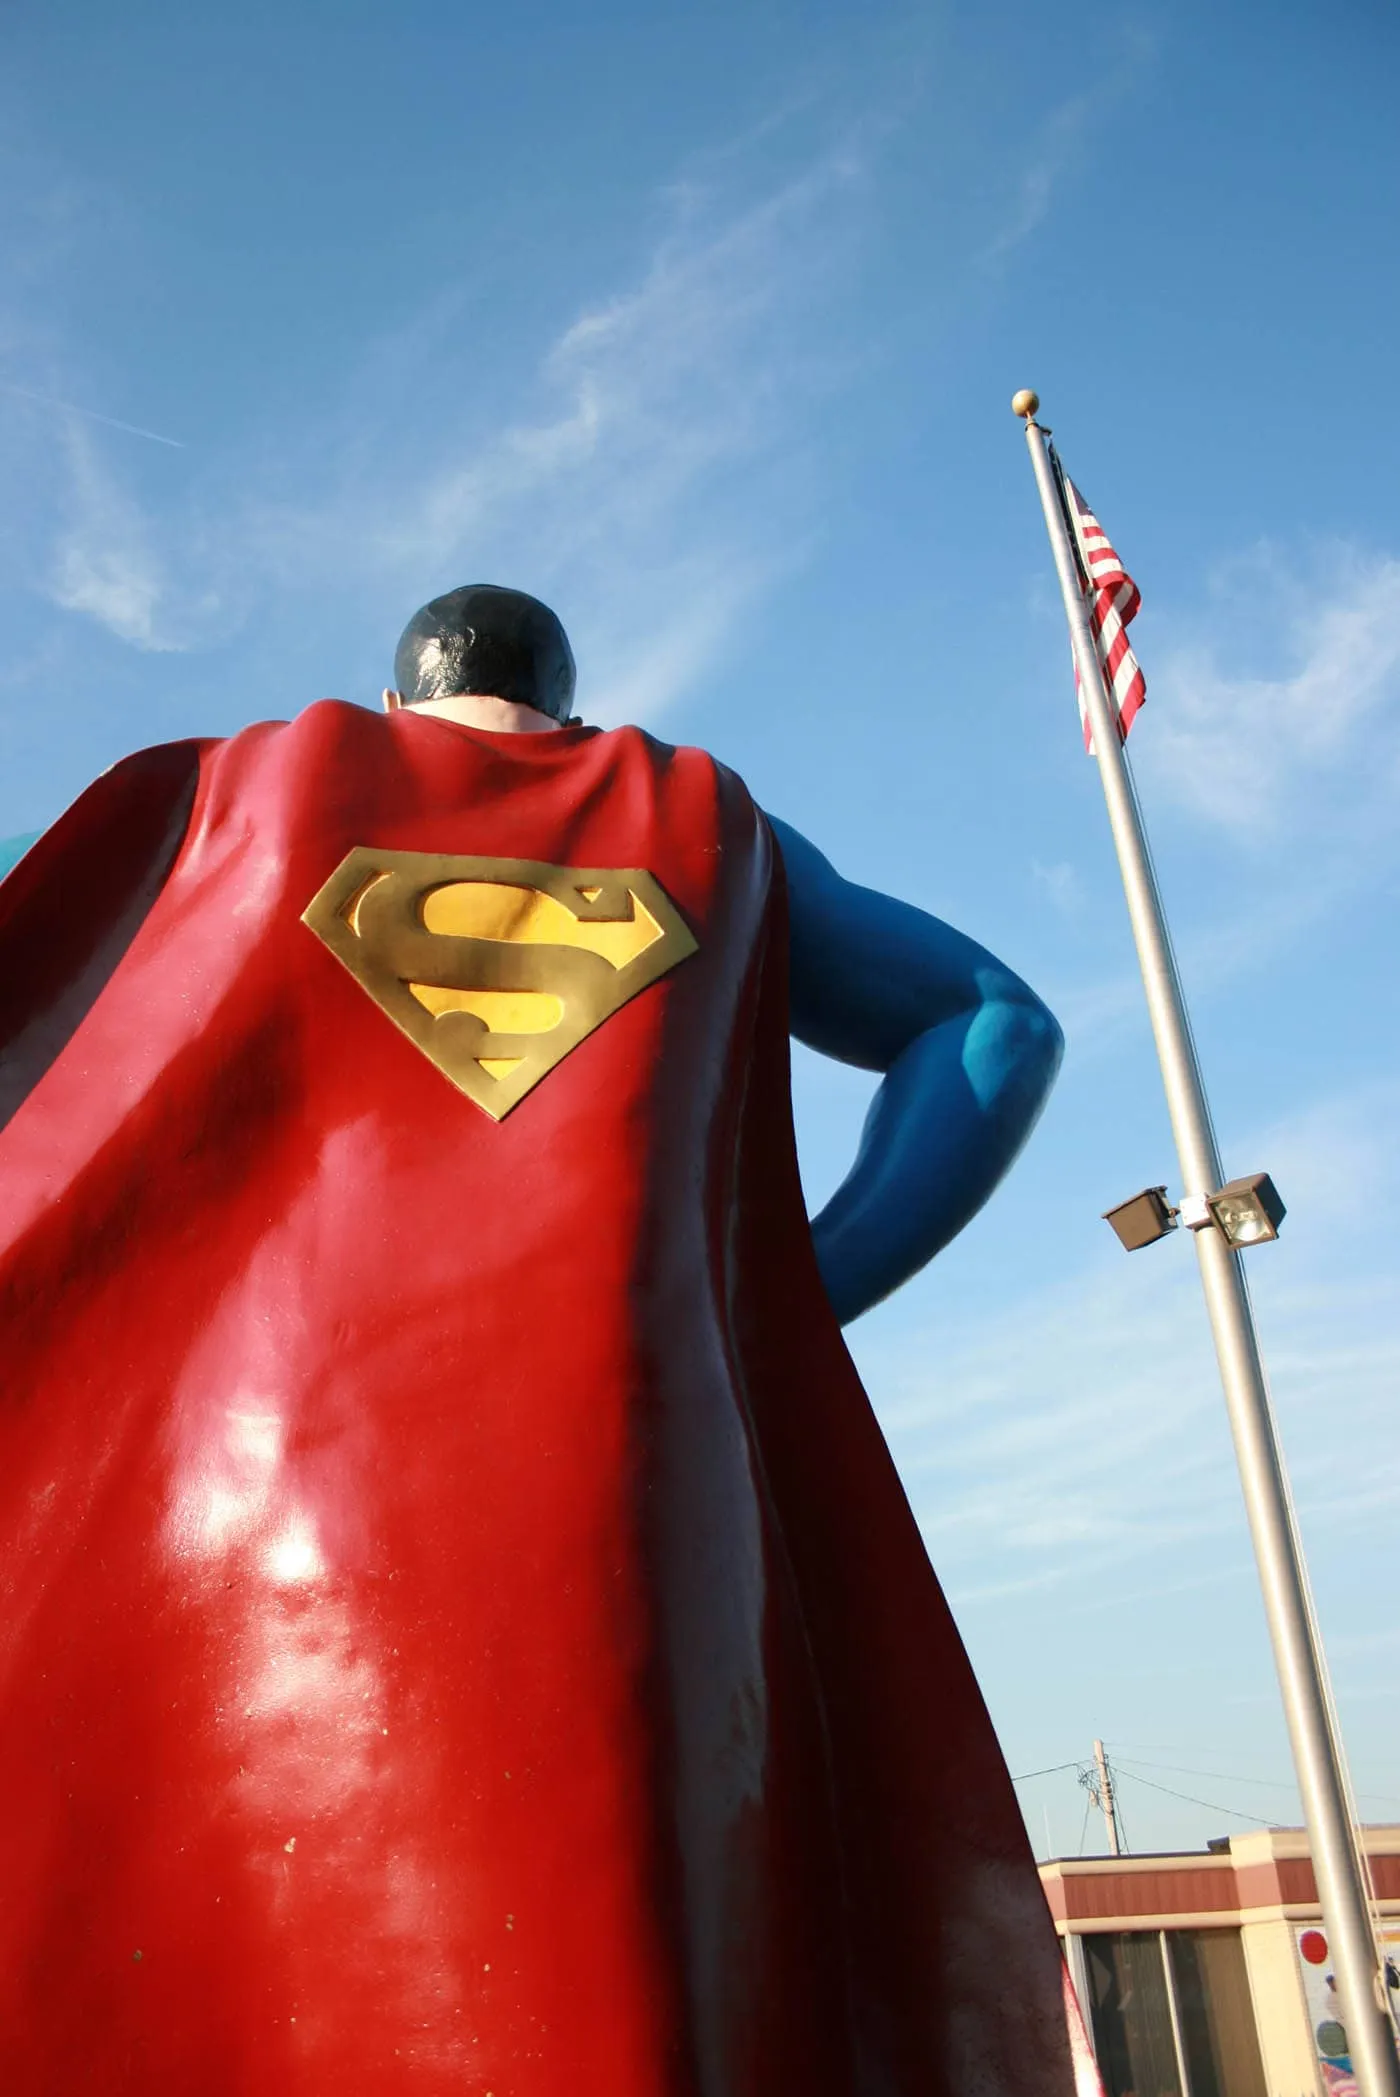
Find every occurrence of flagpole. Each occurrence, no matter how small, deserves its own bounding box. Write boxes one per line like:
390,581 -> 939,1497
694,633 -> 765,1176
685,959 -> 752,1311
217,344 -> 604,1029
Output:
1014,391 -> 1400,2097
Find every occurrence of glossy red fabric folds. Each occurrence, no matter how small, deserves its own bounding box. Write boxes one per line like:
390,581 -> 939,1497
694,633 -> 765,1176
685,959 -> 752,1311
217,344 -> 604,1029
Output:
0,703 -> 1074,2094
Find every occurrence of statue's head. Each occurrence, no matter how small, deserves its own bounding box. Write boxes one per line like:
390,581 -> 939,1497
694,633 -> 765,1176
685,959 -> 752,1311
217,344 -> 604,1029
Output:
392,584 -> 576,723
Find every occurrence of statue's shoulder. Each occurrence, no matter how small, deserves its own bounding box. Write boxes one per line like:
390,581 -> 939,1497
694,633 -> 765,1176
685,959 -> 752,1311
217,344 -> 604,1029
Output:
601,720 -> 757,802
198,697 -> 387,773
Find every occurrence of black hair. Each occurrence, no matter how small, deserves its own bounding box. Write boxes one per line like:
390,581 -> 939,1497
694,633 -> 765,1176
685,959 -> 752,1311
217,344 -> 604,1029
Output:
393,584 -> 575,721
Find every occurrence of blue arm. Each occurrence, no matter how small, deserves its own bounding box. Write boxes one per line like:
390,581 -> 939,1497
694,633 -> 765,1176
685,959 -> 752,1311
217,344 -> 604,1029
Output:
770,817 -> 1063,1326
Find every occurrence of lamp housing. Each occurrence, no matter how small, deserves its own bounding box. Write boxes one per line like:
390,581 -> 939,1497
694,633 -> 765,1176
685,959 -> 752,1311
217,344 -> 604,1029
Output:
1207,1172 -> 1286,1247
1103,1186 -> 1179,1251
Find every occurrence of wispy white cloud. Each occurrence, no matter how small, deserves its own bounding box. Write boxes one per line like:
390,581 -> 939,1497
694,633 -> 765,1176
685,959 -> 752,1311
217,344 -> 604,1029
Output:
12,49 -> 1165,719
1031,858 -> 1086,915
1252,1077 -> 1400,1233
46,425 -> 190,652
1038,542 -> 1400,1061
1048,851 -> 1352,1054
326,148 -> 860,722
981,92 -> 1095,269
0,376 -> 184,448
1145,542 -> 1400,837
980,25 -> 1156,270
863,1256 -> 1237,1600
852,1076 -> 1400,1609
28,137 -> 865,720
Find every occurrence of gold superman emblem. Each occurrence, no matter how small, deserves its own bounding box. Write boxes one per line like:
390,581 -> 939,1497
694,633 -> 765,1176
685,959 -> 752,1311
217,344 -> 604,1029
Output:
302,849 -> 697,1119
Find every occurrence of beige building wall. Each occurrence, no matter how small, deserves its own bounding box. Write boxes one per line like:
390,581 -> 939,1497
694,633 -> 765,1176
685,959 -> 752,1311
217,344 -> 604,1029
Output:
1239,1915 -> 1320,2097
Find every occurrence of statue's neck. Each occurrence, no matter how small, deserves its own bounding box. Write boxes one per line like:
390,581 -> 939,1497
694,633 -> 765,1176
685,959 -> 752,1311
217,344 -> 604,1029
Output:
402,694 -> 566,735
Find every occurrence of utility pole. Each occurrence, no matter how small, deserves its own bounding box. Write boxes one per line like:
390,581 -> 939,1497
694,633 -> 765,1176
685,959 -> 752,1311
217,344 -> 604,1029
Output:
1081,1738 -> 1123,1855
1093,1739 -> 1123,1856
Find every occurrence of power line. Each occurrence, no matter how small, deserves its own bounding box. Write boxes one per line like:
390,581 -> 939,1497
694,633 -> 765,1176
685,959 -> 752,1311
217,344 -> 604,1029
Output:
1113,1754 -> 1301,1792
1112,1768 -> 1273,1825
1111,1753 -> 1400,1811
1011,1750 -> 1400,1830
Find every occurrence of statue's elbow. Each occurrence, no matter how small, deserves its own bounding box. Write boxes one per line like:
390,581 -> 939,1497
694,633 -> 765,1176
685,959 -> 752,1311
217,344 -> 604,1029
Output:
1019,995 -> 1065,1092
989,985 -> 1064,1107
964,989 -> 1060,1123
1005,998 -> 1060,1115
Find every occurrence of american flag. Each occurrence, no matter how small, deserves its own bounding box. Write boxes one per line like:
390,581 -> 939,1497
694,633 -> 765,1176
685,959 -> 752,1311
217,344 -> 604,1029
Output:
1053,455 -> 1147,752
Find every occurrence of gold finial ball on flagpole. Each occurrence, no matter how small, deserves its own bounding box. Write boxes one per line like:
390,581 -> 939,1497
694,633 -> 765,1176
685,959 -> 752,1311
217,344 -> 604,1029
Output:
1011,389 -> 1040,419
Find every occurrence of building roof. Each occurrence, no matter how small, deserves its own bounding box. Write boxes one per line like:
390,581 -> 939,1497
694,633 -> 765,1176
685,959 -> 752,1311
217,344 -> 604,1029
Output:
1039,1824 -> 1400,1933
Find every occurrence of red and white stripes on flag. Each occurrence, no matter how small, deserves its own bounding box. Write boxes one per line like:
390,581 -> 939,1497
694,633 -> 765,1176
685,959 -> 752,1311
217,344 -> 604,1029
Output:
1057,464 -> 1147,751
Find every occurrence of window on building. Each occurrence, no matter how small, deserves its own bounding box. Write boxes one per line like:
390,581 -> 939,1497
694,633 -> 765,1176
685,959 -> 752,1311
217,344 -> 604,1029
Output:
1084,1932 -> 1182,2097
1082,1929 -> 1268,2097
1168,1931 -> 1267,2097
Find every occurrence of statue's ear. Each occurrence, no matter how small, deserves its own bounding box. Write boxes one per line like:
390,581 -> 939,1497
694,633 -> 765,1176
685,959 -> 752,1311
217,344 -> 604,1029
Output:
382,688 -> 404,713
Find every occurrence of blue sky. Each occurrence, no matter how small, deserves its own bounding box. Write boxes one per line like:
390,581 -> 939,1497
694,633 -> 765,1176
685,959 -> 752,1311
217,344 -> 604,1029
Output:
4,0 -> 1398,1858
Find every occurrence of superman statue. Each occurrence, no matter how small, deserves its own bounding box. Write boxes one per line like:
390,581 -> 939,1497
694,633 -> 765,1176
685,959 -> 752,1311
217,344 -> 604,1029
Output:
0,586 -> 1080,2095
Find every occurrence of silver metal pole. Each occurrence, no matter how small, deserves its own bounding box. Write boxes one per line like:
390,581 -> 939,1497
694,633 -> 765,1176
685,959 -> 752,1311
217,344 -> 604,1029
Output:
1159,1930 -> 1194,2097
1016,394 -> 1400,2097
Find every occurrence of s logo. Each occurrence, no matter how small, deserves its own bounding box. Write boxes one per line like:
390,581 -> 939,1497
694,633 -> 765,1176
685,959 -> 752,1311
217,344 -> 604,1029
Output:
302,849 -> 697,1120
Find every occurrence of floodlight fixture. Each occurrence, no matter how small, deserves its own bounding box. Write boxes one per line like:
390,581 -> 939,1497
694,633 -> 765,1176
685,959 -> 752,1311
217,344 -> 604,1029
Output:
1103,1186 -> 1178,1251
1207,1172 -> 1286,1248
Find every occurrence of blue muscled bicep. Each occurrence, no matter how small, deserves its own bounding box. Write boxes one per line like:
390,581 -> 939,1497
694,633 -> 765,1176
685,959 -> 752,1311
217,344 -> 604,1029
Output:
767,814 -> 1063,1323
769,815 -> 1047,1073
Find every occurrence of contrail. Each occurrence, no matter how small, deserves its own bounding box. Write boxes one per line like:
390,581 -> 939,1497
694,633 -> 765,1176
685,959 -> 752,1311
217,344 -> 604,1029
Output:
0,377 -> 185,449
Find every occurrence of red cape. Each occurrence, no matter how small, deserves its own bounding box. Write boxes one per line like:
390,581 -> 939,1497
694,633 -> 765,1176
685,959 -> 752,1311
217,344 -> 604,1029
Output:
0,702 -> 1075,2094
